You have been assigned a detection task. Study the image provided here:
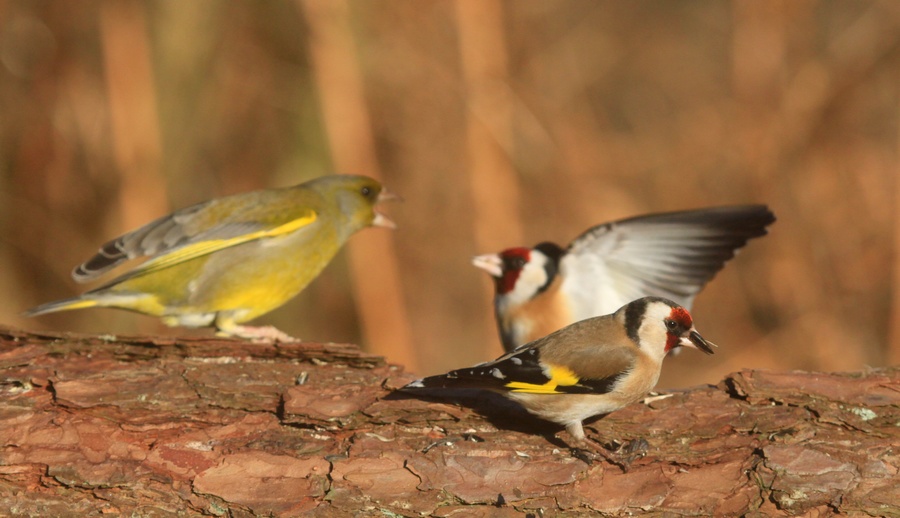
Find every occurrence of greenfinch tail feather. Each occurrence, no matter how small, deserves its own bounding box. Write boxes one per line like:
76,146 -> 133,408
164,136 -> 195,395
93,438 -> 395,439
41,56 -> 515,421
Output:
23,297 -> 98,317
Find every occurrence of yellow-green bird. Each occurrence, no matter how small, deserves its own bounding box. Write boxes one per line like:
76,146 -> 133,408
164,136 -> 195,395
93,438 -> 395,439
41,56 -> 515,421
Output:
26,174 -> 396,341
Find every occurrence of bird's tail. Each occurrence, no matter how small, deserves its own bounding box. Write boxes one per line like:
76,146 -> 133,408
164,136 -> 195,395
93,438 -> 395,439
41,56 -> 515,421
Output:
23,297 -> 99,317
402,372 -> 499,392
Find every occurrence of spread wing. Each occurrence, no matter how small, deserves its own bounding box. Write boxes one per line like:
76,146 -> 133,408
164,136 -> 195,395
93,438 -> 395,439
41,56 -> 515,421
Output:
73,188 -> 318,283
405,317 -> 636,395
560,205 -> 774,319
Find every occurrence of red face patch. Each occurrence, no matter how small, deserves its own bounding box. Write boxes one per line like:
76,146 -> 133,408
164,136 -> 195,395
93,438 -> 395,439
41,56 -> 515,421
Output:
664,306 -> 693,353
665,333 -> 679,353
497,248 -> 530,294
670,306 -> 693,328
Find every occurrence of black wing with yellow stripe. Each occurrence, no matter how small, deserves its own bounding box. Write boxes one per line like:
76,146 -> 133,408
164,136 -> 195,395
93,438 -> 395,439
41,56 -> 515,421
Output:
406,346 -> 622,395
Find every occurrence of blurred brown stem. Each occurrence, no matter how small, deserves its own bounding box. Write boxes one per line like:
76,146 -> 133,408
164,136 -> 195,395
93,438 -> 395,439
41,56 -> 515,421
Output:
455,0 -> 523,251
99,0 -> 168,232
890,100 -> 900,366
298,0 -> 416,371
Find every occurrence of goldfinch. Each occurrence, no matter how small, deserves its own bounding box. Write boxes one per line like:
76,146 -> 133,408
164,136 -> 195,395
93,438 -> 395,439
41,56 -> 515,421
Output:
473,205 -> 774,351
26,174 -> 396,340
404,296 -> 715,441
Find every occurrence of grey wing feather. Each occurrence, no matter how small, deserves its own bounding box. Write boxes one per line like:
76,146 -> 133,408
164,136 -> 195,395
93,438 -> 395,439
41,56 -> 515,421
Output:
72,200 -> 266,283
561,205 -> 775,317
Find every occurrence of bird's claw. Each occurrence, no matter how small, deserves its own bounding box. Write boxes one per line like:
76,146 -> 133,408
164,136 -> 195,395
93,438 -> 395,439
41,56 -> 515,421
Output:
570,436 -> 649,471
570,447 -> 599,465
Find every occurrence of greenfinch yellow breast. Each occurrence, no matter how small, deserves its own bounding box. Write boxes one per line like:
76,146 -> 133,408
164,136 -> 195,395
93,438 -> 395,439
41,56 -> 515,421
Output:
26,174 -> 396,340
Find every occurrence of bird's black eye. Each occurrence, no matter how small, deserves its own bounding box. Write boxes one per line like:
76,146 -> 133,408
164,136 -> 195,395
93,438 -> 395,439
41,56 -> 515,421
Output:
665,319 -> 678,331
360,186 -> 372,197
506,257 -> 526,270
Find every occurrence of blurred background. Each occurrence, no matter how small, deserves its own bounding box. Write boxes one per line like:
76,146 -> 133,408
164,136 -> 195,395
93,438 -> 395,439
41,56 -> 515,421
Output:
1,1 -> 898,389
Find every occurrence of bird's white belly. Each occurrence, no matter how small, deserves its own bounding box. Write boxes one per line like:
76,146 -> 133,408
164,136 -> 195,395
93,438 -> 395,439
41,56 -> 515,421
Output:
508,392 -> 635,426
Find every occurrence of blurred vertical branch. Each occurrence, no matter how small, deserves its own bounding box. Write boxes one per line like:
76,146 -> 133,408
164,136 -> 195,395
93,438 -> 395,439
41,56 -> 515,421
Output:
455,0 -> 523,251
297,0 -> 416,370
455,0 -> 523,359
891,99 -> 900,366
98,0 -> 168,232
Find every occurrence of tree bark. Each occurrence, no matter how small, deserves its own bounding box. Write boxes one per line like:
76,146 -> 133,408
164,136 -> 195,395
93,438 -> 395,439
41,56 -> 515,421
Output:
1,327 -> 898,516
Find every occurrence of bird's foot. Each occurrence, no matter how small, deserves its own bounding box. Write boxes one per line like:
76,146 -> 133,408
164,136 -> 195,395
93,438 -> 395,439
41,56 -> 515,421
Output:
568,440 -> 623,468
569,436 -> 649,471
569,446 -> 602,465
608,437 -> 650,471
217,325 -> 300,343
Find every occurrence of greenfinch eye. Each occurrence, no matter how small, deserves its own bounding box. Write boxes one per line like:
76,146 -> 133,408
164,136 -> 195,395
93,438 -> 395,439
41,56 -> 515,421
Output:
360,186 -> 372,197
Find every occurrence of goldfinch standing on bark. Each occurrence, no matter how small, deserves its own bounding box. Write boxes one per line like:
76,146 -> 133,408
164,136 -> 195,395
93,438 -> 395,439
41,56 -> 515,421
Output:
403,296 -> 715,442
473,205 -> 774,351
26,174 -> 396,341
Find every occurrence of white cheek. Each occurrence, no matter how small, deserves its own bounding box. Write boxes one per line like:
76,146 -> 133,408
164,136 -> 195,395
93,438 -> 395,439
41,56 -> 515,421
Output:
639,321 -> 671,361
504,263 -> 548,306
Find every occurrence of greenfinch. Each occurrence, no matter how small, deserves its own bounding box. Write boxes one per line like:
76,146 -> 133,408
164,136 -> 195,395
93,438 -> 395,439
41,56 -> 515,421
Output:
26,174 -> 396,340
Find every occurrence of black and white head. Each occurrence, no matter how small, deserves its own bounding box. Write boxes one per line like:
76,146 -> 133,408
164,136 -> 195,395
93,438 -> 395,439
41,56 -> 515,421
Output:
472,243 -> 564,309
620,297 -> 716,362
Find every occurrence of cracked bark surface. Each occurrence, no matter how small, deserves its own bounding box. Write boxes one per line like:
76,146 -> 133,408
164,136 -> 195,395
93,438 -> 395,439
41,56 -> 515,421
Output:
1,328 -> 898,517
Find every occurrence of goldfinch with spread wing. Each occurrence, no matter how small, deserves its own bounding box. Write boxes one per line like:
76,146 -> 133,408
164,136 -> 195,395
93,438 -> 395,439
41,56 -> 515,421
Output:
26,174 -> 396,340
403,296 -> 716,441
474,205 -> 773,352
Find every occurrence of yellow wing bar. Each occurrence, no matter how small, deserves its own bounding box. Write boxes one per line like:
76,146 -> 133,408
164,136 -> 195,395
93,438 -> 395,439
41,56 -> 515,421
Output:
505,363 -> 581,394
127,211 -> 318,278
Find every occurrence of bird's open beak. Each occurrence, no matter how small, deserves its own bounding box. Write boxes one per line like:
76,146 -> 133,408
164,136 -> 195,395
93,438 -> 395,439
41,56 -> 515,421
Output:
472,253 -> 503,278
373,188 -> 401,229
681,330 -> 717,355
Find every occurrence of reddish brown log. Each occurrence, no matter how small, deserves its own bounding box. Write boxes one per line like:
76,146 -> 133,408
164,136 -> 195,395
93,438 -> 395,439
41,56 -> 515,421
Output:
1,328 -> 898,516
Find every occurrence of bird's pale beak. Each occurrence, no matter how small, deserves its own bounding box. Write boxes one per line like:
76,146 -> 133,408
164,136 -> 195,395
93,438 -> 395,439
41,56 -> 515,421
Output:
681,330 -> 717,355
377,188 -> 402,203
472,253 -> 504,278
373,188 -> 401,229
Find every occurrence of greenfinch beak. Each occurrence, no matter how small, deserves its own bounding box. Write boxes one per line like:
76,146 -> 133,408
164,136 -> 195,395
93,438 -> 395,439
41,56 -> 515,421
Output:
373,187 -> 400,229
